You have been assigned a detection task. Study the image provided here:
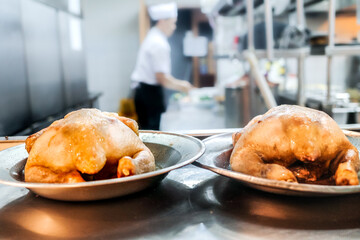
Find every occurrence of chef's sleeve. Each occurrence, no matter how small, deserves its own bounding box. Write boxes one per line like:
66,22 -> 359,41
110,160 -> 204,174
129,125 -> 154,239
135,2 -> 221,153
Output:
150,45 -> 171,74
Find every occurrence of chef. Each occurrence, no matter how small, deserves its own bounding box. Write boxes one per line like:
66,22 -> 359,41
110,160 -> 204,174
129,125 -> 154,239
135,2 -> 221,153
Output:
131,2 -> 193,130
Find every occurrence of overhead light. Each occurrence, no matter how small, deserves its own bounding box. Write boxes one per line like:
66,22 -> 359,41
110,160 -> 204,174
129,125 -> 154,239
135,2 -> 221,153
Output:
68,0 -> 81,15
69,17 -> 82,51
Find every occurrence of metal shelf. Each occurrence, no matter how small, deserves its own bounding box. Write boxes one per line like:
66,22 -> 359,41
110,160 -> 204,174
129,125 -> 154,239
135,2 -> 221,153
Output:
325,45 -> 360,56
213,0 -> 360,112
339,123 -> 360,131
332,106 -> 360,113
254,47 -> 310,58
216,45 -> 360,59
287,0 -> 324,12
214,47 -> 310,60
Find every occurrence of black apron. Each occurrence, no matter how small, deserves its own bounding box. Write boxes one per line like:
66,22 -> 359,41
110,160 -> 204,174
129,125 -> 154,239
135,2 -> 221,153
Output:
134,82 -> 165,130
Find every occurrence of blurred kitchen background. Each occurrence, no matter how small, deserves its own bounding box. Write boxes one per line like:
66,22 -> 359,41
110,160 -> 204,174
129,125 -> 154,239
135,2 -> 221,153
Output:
2,0 -> 360,136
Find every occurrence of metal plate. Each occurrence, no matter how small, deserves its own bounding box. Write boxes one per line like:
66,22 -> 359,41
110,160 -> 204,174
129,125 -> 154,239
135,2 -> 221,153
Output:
194,130 -> 360,196
0,131 -> 205,201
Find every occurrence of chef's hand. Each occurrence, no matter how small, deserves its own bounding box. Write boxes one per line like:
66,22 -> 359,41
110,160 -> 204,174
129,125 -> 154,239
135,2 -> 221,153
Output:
180,81 -> 195,93
156,73 -> 196,93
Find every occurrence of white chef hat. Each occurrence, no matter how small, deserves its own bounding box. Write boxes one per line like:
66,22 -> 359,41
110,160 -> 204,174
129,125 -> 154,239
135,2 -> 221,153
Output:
148,2 -> 178,21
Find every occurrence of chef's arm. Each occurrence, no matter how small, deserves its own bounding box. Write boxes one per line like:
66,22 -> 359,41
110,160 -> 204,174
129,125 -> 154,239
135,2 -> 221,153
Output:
156,72 -> 194,93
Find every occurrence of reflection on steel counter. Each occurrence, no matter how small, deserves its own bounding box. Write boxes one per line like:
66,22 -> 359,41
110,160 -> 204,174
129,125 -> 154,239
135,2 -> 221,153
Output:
0,179 -> 189,238
191,177 -> 360,230
1,162 -> 360,239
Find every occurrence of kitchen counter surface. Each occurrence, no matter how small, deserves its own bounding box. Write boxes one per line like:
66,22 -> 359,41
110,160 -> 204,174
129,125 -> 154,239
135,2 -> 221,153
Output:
1,136 -> 360,239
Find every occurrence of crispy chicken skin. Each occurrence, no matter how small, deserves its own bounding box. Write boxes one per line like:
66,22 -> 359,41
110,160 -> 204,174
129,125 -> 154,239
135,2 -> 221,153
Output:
230,105 -> 360,185
24,109 -> 155,183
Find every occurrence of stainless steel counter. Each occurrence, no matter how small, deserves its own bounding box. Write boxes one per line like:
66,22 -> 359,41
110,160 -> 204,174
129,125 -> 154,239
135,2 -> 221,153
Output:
1,161 -> 360,239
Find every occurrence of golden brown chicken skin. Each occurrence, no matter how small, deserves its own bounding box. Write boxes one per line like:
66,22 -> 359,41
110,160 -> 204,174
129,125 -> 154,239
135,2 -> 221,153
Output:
231,105 -> 360,185
25,109 -> 155,183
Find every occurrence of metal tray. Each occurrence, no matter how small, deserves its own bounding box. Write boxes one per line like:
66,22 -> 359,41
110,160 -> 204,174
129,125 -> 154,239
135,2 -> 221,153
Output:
194,131 -> 360,196
0,131 -> 205,201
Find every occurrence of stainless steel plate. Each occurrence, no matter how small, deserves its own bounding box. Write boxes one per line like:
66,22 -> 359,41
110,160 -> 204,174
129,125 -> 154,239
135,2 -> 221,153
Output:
194,130 -> 360,196
0,131 -> 205,201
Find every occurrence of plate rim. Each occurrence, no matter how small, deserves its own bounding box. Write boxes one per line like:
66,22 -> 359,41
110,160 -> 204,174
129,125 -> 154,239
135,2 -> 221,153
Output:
0,130 -> 205,189
194,130 -> 360,194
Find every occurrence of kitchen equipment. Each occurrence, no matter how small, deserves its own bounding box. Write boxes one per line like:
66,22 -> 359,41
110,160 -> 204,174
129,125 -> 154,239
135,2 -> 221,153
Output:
225,81 -> 250,128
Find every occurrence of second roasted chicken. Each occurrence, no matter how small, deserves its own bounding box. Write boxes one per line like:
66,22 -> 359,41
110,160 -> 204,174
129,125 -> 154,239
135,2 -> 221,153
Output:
230,105 -> 360,185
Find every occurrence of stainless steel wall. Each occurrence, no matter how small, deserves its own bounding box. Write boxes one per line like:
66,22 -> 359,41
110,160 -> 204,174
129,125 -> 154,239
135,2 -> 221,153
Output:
0,0 -> 32,135
58,12 -> 88,108
0,0 -> 88,135
22,0 -> 65,122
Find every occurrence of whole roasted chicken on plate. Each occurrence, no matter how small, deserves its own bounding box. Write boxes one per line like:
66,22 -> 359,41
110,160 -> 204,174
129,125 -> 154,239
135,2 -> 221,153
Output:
25,109 -> 155,183
230,105 -> 360,185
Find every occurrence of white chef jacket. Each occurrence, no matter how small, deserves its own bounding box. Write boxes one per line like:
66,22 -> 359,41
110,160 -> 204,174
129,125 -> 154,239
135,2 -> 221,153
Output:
131,27 -> 171,86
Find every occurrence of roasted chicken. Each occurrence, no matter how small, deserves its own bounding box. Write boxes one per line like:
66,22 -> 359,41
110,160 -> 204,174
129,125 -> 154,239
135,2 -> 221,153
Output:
25,109 -> 155,183
230,105 -> 360,185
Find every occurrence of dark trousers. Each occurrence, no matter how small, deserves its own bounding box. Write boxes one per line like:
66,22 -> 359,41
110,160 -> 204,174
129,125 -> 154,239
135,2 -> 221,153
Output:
134,82 -> 165,130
